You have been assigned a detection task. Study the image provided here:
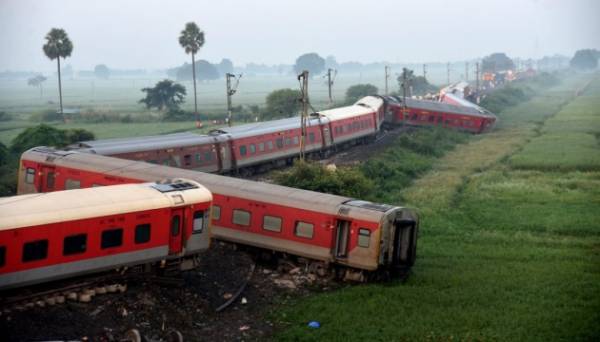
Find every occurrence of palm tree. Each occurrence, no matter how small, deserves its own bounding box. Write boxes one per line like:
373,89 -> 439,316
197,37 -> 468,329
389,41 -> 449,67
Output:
178,22 -> 205,124
43,28 -> 73,123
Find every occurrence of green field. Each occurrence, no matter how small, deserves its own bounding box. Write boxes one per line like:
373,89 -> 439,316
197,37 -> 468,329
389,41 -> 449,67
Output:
273,73 -> 600,340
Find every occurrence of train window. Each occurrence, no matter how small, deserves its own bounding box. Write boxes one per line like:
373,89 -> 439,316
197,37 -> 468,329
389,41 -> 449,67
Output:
232,209 -> 251,226
173,155 -> 181,167
0,246 -> 5,267
295,221 -> 314,239
309,132 -> 315,143
212,205 -> 221,220
249,144 -> 256,154
162,160 -> 170,166
63,234 -> 87,255
171,216 -> 181,236
195,153 -> 202,163
204,151 -> 213,161
358,229 -> 371,248
22,240 -> 48,262
25,168 -> 35,184
276,138 -> 284,149
293,136 -> 299,145
184,154 -> 192,166
263,215 -> 282,232
240,145 -> 247,156
135,224 -> 151,244
258,142 -> 265,152
267,141 -> 274,150
148,160 -> 158,164
65,179 -> 81,190
101,228 -> 123,249
285,137 -> 292,146
47,172 -> 55,189
193,211 -> 204,233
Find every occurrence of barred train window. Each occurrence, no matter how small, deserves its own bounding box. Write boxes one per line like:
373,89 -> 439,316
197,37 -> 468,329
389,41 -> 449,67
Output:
101,228 -> 123,249
263,215 -> 282,232
232,209 -> 251,226
212,205 -> 221,220
135,224 -> 151,243
295,221 -> 314,239
22,240 -> 48,262
63,234 -> 87,255
25,168 -> 35,184
358,228 -> 371,248
240,145 -> 247,156
64,179 -> 81,190
193,211 -> 204,233
0,246 -> 6,267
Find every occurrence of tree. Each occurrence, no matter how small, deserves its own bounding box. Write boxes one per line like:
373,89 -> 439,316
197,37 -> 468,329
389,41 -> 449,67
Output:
570,49 -> 599,70
178,22 -> 205,123
10,124 -> 94,154
325,55 -> 339,69
397,68 -> 438,96
139,79 -> 186,111
263,88 -> 301,120
481,53 -> 515,72
345,84 -> 378,104
43,28 -> 73,122
218,58 -> 234,76
27,75 -> 47,98
175,61 -> 219,81
94,64 -> 110,79
294,53 -> 325,76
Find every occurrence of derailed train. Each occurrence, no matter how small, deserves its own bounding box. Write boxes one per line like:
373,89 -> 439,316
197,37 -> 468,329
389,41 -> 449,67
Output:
68,96 -> 496,176
0,180 -> 212,290
14,147 -> 419,282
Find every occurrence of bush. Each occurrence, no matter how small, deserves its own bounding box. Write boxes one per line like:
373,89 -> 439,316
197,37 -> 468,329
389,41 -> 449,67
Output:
480,85 -> 533,114
273,161 -> 374,199
345,84 -> 378,104
10,124 -> 95,154
29,109 -> 63,122
0,111 -> 11,121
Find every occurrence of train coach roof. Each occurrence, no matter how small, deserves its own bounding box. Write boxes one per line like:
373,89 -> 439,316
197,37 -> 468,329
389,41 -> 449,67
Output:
0,181 -> 211,230
210,116 -> 324,139
387,96 -> 496,118
315,96 -> 383,121
23,148 -> 414,223
69,132 -> 221,155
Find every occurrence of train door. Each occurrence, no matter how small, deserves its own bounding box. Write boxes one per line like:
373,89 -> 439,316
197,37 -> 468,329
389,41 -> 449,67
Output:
169,208 -> 185,254
391,219 -> 417,268
334,219 -> 351,258
39,165 -> 56,192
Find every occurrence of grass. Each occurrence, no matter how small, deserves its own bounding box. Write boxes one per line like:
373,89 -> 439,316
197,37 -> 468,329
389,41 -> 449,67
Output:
273,73 -> 600,341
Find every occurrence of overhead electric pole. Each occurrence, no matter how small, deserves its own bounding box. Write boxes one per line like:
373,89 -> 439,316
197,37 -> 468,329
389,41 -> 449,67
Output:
475,62 -> 480,92
226,73 -> 242,127
325,68 -> 336,106
423,63 -> 427,79
465,62 -> 469,82
298,70 -> 309,161
384,65 -> 391,95
447,62 -> 451,85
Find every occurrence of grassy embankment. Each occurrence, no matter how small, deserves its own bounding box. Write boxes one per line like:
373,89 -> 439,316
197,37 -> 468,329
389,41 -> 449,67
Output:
273,73 -> 600,341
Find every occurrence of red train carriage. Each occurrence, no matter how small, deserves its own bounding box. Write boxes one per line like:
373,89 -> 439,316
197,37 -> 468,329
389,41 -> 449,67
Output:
383,95 -> 497,133
67,96 -> 385,175
0,180 -> 212,290
19,148 -> 419,278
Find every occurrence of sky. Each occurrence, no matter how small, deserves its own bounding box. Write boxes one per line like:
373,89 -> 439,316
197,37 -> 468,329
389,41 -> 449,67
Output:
0,0 -> 598,71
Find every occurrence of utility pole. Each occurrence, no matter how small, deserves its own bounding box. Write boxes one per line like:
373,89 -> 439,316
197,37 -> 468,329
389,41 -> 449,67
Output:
325,68 -> 336,106
423,63 -> 427,79
298,70 -> 309,161
465,62 -> 469,82
384,65 -> 391,95
446,62 -> 451,85
475,62 -> 480,92
226,73 -> 242,127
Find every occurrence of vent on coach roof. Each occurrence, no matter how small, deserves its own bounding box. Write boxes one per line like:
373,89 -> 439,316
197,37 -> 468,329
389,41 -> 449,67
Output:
151,182 -> 198,193
343,200 -> 394,212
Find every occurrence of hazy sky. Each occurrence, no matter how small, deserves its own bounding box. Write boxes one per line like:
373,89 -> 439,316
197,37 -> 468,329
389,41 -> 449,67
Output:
1,0 -> 598,71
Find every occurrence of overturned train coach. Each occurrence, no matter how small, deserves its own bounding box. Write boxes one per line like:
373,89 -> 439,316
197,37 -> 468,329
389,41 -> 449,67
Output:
382,95 -> 497,133
0,180 -> 212,290
18,148 -> 419,279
